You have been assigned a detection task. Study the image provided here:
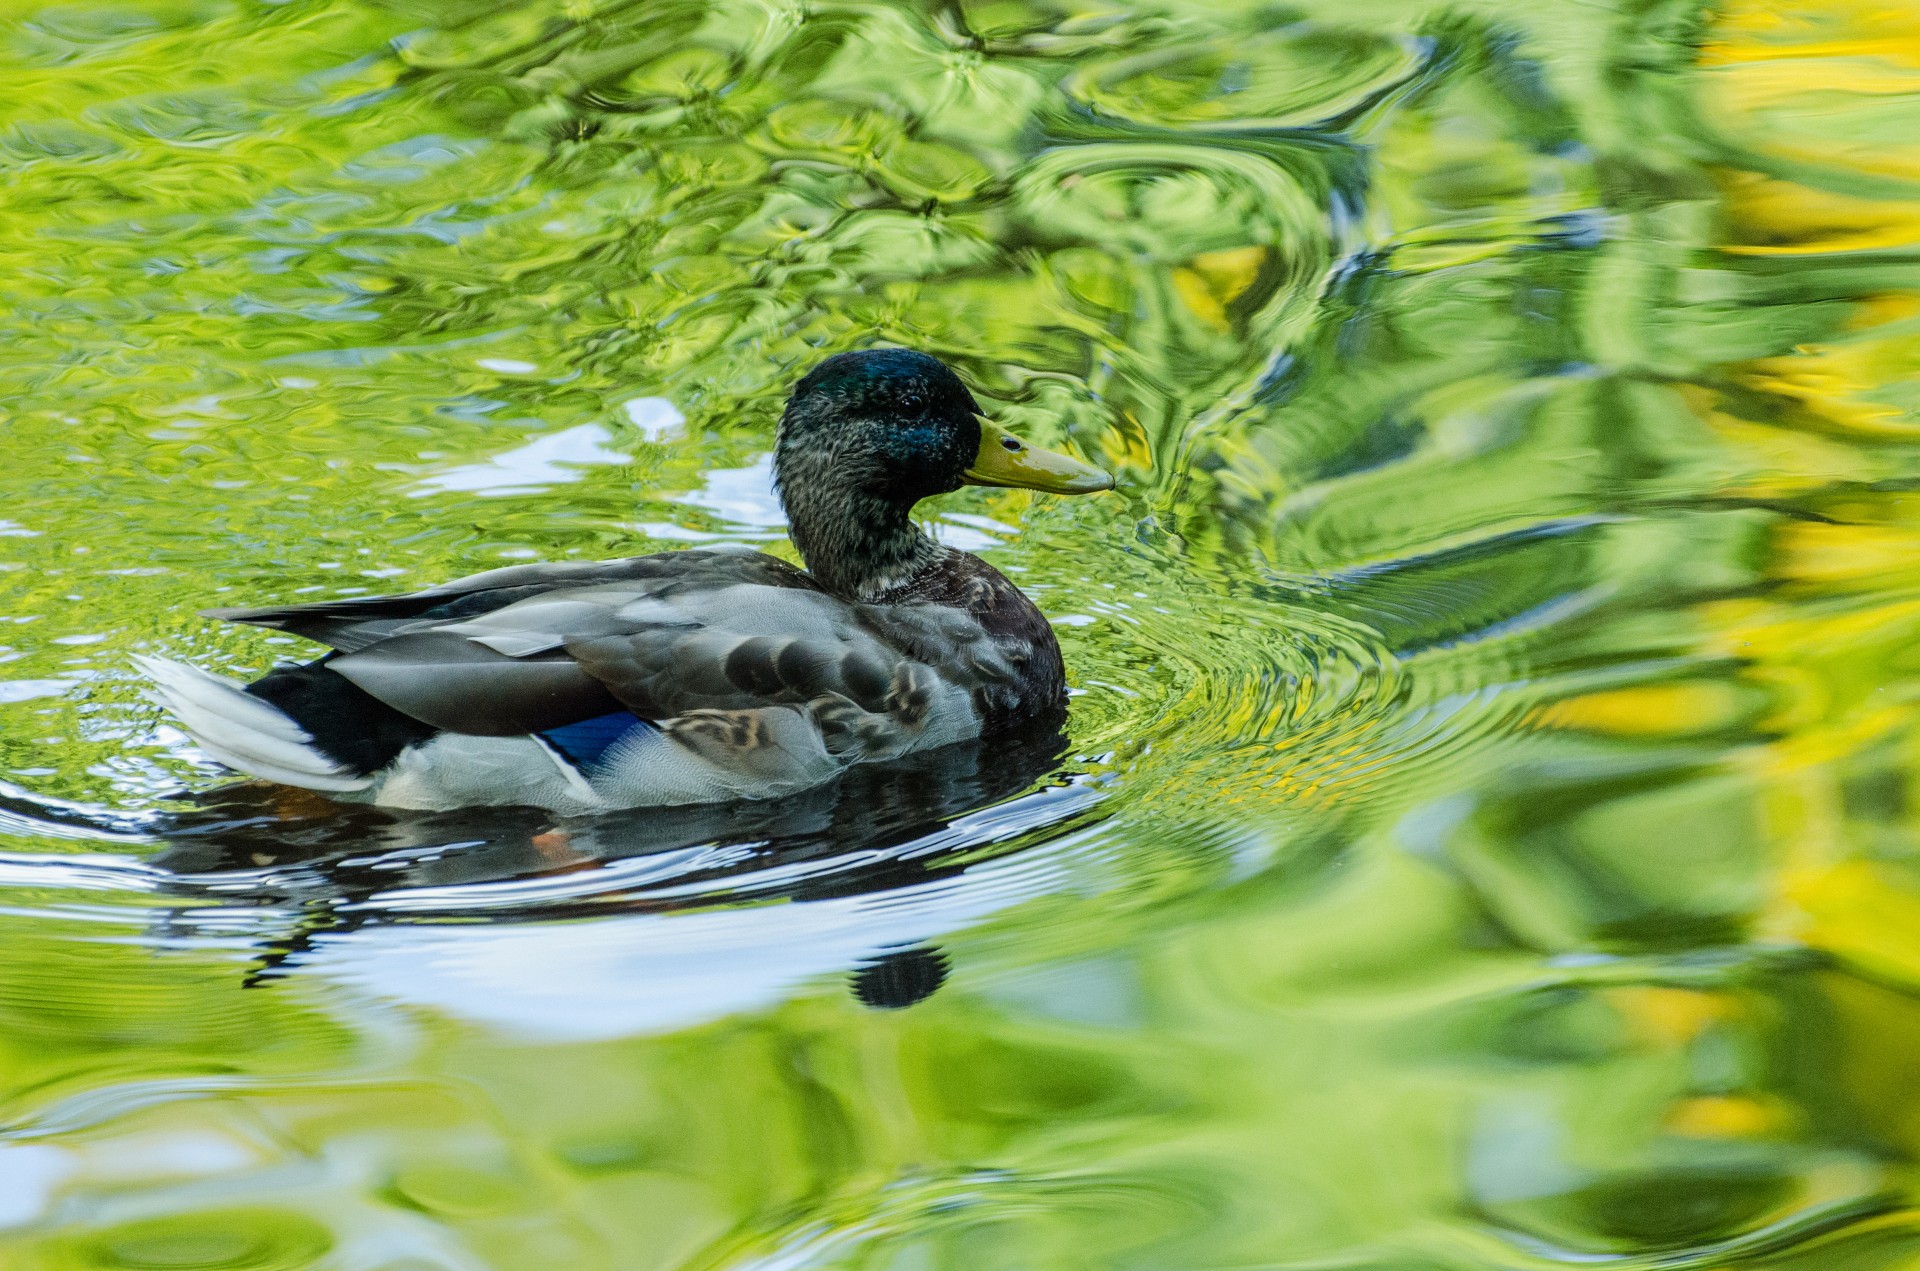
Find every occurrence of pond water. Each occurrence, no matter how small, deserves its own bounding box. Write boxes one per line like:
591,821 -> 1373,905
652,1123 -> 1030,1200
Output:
4,0 -> 1920,1266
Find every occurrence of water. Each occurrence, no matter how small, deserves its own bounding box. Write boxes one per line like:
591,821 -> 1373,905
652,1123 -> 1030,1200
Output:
2,0 -> 1919,1265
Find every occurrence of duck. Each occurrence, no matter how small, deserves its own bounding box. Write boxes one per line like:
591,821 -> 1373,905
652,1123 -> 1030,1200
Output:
136,349 -> 1114,814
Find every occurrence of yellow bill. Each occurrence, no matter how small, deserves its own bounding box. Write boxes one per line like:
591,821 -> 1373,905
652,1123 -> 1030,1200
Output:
964,418 -> 1114,494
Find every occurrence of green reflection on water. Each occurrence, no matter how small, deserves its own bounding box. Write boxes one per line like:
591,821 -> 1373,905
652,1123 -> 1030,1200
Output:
5,0 -> 1920,1265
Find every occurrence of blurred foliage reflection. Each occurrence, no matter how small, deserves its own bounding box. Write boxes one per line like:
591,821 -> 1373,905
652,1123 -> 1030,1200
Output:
3,0 -> 1920,1266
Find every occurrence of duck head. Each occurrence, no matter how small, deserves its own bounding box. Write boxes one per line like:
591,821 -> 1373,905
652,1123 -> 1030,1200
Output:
774,349 -> 1112,599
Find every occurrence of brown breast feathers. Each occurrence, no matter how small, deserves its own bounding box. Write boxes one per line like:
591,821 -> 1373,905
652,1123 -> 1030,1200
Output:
873,550 -> 1067,736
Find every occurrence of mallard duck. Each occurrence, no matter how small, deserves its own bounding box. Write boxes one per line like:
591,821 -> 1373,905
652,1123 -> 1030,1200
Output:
137,349 -> 1113,814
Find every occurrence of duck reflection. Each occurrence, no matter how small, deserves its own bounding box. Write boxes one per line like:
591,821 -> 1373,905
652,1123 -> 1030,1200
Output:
150,727 -> 1068,888
136,728 -> 1077,1012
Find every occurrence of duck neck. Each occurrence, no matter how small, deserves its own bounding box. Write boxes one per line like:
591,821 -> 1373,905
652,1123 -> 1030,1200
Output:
783,485 -> 942,602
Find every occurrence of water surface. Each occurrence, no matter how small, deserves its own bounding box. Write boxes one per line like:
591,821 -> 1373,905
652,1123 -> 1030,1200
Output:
5,0 -> 1920,1266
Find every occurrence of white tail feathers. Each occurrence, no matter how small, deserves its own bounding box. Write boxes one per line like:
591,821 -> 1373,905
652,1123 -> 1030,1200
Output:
133,655 -> 370,792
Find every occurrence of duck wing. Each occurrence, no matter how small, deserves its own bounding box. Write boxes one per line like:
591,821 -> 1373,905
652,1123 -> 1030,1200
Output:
204,548 -> 817,653
562,583 -> 1012,732
210,550 -> 1012,750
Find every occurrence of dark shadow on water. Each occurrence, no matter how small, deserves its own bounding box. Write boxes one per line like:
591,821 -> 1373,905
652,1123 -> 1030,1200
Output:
106,727 -> 1087,1003
147,727 -> 1071,888
851,944 -> 951,1009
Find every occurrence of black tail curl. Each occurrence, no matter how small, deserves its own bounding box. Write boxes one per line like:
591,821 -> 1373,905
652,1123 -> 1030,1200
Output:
244,657 -> 437,777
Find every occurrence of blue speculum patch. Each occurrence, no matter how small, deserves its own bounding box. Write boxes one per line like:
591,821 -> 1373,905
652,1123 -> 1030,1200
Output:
541,710 -> 648,768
